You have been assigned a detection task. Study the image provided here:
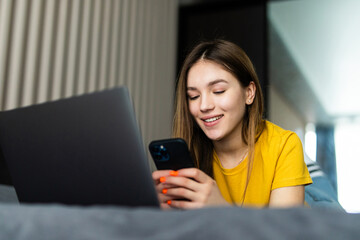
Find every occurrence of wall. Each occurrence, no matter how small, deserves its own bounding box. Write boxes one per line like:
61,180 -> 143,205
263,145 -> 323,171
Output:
0,0 -> 178,163
178,1 -> 268,110
268,84 -> 306,143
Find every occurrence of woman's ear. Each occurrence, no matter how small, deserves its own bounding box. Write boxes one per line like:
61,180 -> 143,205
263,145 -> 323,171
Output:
246,81 -> 256,105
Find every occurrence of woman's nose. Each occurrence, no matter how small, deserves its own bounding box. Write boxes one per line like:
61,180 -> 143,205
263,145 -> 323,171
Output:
200,94 -> 215,112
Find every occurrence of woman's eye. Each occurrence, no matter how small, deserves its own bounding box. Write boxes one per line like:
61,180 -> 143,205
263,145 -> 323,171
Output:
188,95 -> 199,100
214,90 -> 225,95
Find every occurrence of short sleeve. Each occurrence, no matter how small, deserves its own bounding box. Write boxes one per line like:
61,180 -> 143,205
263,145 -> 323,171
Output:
271,133 -> 313,190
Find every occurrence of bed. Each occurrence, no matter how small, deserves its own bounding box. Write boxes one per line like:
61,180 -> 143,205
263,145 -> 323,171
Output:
0,201 -> 359,240
0,159 -> 358,239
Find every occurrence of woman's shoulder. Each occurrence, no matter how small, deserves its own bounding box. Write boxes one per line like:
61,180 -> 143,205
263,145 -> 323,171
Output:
259,120 -> 300,145
256,121 -> 303,161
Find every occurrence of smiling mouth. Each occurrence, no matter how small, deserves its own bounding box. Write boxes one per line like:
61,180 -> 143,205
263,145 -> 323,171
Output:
203,115 -> 224,123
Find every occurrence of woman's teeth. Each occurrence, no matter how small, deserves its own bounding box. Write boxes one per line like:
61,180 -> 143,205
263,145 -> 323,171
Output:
205,116 -> 222,123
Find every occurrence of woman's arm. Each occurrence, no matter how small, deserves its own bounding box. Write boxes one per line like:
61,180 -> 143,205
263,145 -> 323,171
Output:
269,185 -> 305,208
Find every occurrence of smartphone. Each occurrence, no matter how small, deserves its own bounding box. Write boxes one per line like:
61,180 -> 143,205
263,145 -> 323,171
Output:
148,138 -> 195,170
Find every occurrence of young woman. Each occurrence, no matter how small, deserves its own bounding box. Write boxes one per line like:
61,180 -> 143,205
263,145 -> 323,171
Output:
152,39 -> 312,209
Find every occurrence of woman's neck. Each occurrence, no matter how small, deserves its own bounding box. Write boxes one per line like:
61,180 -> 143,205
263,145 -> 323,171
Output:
213,135 -> 248,169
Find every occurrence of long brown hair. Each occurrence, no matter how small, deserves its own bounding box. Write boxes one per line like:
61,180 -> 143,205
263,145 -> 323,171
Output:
173,40 -> 265,202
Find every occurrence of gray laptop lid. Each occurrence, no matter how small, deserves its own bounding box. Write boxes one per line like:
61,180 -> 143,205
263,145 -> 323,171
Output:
0,86 -> 159,207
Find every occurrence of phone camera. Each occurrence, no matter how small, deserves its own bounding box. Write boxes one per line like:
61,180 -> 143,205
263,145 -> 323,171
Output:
152,145 -> 170,162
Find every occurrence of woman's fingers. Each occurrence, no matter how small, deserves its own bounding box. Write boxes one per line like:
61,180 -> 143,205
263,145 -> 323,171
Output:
157,192 -> 173,202
159,195 -> 200,209
161,176 -> 201,192
167,199 -> 203,209
153,168 -> 229,209
160,203 -> 171,209
177,168 -> 209,184
152,170 -> 173,183
153,169 -> 204,193
163,186 -> 197,201
158,168 -> 210,192
155,182 -> 176,193
157,183 -> 196,201
153,168 -> 224,208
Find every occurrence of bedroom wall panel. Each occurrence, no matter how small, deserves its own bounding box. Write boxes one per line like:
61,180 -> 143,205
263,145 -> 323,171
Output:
0,0 -> 178,155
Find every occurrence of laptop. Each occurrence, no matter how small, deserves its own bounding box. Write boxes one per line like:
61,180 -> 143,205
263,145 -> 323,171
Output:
0,86 -> 159,207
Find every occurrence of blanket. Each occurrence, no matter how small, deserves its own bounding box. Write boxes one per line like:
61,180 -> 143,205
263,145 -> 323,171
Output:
0,203 -> 359,240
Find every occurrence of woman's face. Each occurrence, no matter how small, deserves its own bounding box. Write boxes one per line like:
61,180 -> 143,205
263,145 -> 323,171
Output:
186,60 -> 254,143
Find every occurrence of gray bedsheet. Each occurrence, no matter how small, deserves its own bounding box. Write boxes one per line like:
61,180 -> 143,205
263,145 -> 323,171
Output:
0,203 -> 359,240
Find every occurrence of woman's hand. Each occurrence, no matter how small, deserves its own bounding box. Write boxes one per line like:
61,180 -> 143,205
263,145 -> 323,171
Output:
152,168 -> 230,209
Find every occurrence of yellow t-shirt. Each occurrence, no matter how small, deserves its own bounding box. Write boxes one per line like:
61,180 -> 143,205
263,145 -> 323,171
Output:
213,121 -> 312,207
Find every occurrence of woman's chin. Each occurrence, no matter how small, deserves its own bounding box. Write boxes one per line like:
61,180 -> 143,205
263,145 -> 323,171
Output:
205,133 -> 224,142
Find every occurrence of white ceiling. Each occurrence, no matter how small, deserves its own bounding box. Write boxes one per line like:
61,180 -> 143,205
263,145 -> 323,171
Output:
268,0 -> 360,119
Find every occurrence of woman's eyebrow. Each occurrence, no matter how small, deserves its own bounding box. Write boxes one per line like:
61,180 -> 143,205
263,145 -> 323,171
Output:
187,79 -> 228,90
187,86 -> 197,91
187,79 -> 228,91
208,79 -> 228,86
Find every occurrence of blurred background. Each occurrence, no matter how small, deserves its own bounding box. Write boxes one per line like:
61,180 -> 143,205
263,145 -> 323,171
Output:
0,0 -> 359,212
